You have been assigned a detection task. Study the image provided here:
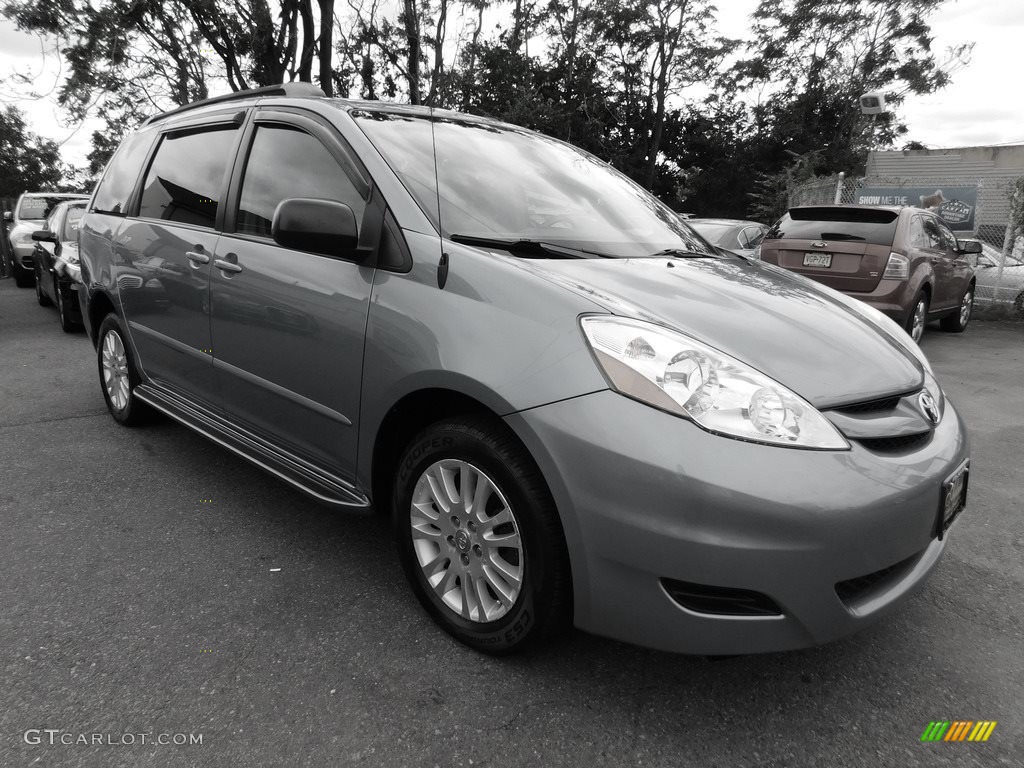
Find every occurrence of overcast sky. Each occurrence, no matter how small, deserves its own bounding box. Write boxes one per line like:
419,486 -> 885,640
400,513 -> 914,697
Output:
1,0 -> 1021,168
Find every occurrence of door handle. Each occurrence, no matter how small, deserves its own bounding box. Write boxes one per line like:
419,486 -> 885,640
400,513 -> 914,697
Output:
214,257 -> 242,274
186,250 -> 210,264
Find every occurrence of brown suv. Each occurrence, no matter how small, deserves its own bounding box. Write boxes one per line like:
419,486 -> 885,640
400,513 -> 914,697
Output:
759,205 -> 979,342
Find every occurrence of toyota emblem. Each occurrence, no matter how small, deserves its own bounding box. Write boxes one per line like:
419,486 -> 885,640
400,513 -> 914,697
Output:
919,390 -> 940,425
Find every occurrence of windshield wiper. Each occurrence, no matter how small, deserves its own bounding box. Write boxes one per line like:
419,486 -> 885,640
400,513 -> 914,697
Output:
646,247 -> 719,259
449,234 -> 609,259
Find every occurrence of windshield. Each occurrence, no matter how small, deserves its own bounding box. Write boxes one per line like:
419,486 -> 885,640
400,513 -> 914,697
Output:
62,205 -> 87,241
18,196 -> 70,222
982,246 -> 1023,266
353,110 -> 714,258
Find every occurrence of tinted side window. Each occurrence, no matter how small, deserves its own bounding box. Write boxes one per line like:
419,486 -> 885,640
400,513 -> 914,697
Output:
236,125 -> 367,238
920,217 -> 944,250
92,132 -> 153,215
138,127 -> 237,228
936,220 -> 958,250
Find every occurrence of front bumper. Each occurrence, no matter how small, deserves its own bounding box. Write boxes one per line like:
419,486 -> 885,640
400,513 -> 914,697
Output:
11,239 -> 35,268
505,389 -> 969,655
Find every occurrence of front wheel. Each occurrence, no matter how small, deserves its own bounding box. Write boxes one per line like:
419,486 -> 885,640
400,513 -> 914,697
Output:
97,314 -> 153,426
905,291 -> 929,343
13,261 -> 34,288
940,286 -> 973,333
56,284 -> 82,333
35,270 -> 52,306
393,416 -> 572,654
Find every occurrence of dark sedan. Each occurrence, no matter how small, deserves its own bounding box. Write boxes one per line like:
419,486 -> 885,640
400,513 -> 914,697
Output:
31,200 -> 87,332
687,218 -> 767,259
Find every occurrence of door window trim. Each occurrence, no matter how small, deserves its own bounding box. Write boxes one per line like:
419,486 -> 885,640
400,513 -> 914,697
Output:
222,108 -> 372,242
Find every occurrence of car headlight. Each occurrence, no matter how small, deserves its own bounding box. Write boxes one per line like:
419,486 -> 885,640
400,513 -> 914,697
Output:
922,369 -> 944,421
581,316 -> 849,449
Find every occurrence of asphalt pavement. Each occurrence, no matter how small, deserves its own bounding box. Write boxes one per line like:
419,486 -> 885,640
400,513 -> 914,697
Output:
1,276 -> 1021,767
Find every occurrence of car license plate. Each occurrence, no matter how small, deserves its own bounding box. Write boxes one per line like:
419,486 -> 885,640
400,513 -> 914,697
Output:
803,252 -> 832,268
936,459 -> 969,538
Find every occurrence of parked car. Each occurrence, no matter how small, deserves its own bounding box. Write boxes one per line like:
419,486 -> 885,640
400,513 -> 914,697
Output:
30,200 -> 88,332
759,205 -> 979,342
687,218 -> 767,259
79,84 -> 969,657
5,192 -> 89,287
973,241 -> 1024,317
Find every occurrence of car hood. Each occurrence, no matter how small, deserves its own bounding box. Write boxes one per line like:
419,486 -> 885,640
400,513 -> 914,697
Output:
518,255 -> 924,408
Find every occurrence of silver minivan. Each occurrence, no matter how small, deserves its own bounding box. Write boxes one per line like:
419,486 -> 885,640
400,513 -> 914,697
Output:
79,84 -> 969,656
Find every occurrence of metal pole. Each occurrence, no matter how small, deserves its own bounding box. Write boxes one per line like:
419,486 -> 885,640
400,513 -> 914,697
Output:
834,172 -> 845,204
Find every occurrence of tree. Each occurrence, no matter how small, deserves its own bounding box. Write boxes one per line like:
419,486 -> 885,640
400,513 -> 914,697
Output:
730,0 -> 971,185
597,0 -> 729,195
0,105 -> 66,197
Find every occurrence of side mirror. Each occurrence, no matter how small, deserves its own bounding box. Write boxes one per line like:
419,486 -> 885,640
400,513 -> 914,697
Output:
31,230 -> 57,243
271,198 -> 359,259
2,211 -> 11,222
957,238 -> 982,255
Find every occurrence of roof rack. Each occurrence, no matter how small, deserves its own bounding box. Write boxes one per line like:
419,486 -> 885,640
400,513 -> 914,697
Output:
142,82 -> 326,126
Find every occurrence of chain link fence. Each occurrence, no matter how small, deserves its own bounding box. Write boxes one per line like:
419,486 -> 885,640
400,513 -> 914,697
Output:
788,174 -> 1024,319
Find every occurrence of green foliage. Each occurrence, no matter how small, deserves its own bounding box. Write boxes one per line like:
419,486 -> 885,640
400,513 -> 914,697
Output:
0,105 -> 66,196
1,0 -> 965,218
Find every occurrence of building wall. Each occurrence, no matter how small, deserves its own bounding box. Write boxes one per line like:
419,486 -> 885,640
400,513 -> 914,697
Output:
864,145 -> 1024,239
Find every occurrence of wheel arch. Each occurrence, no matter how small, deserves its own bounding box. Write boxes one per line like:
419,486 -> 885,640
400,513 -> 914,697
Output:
369,387 -> 506,517
85,288 -> 116,348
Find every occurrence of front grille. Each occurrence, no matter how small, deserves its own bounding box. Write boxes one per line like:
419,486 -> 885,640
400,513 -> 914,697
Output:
835,552 -> 920,607
662,578 -> 783,617
857,432 -> 931,453
833,395 -> 902,414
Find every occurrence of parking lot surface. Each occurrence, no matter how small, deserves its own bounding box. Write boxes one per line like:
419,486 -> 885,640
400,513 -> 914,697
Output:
1,277 -> 1021,767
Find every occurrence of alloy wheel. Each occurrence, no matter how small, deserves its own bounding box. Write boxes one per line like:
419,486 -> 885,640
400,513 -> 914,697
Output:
101,330 -> 130,410
910,298 -> 927,343
409,459 -> 524,623
959,291 -> 973,326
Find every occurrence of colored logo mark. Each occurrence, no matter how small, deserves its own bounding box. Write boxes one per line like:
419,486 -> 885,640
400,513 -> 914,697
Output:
921,721 -> 997,742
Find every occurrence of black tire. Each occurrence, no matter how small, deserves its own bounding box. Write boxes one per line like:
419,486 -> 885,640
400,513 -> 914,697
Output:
96,314 -> 153,426
1014,291 -> 1024,320
940,285 -> 973,333
392,416 -> 572,655
35,270 -> 52,306
13,261 -> 34,288
56,284 -> 82,333
905,290 -> 929,343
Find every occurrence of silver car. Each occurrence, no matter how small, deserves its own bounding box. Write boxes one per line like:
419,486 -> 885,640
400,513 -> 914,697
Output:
974,241 -> 1024,317
78,85 -> 969,656
4,192 -> 89,287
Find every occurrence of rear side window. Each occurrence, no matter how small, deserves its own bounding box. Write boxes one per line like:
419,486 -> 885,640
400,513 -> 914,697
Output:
92,132 -> 153,215
768,208 -> 899,246
912,216 -> 944,250
138,126 -> 238,228
235,125 -> 367,238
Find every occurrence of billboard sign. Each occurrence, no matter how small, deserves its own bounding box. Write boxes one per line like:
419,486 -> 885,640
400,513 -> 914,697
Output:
854,185 -> 978,231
